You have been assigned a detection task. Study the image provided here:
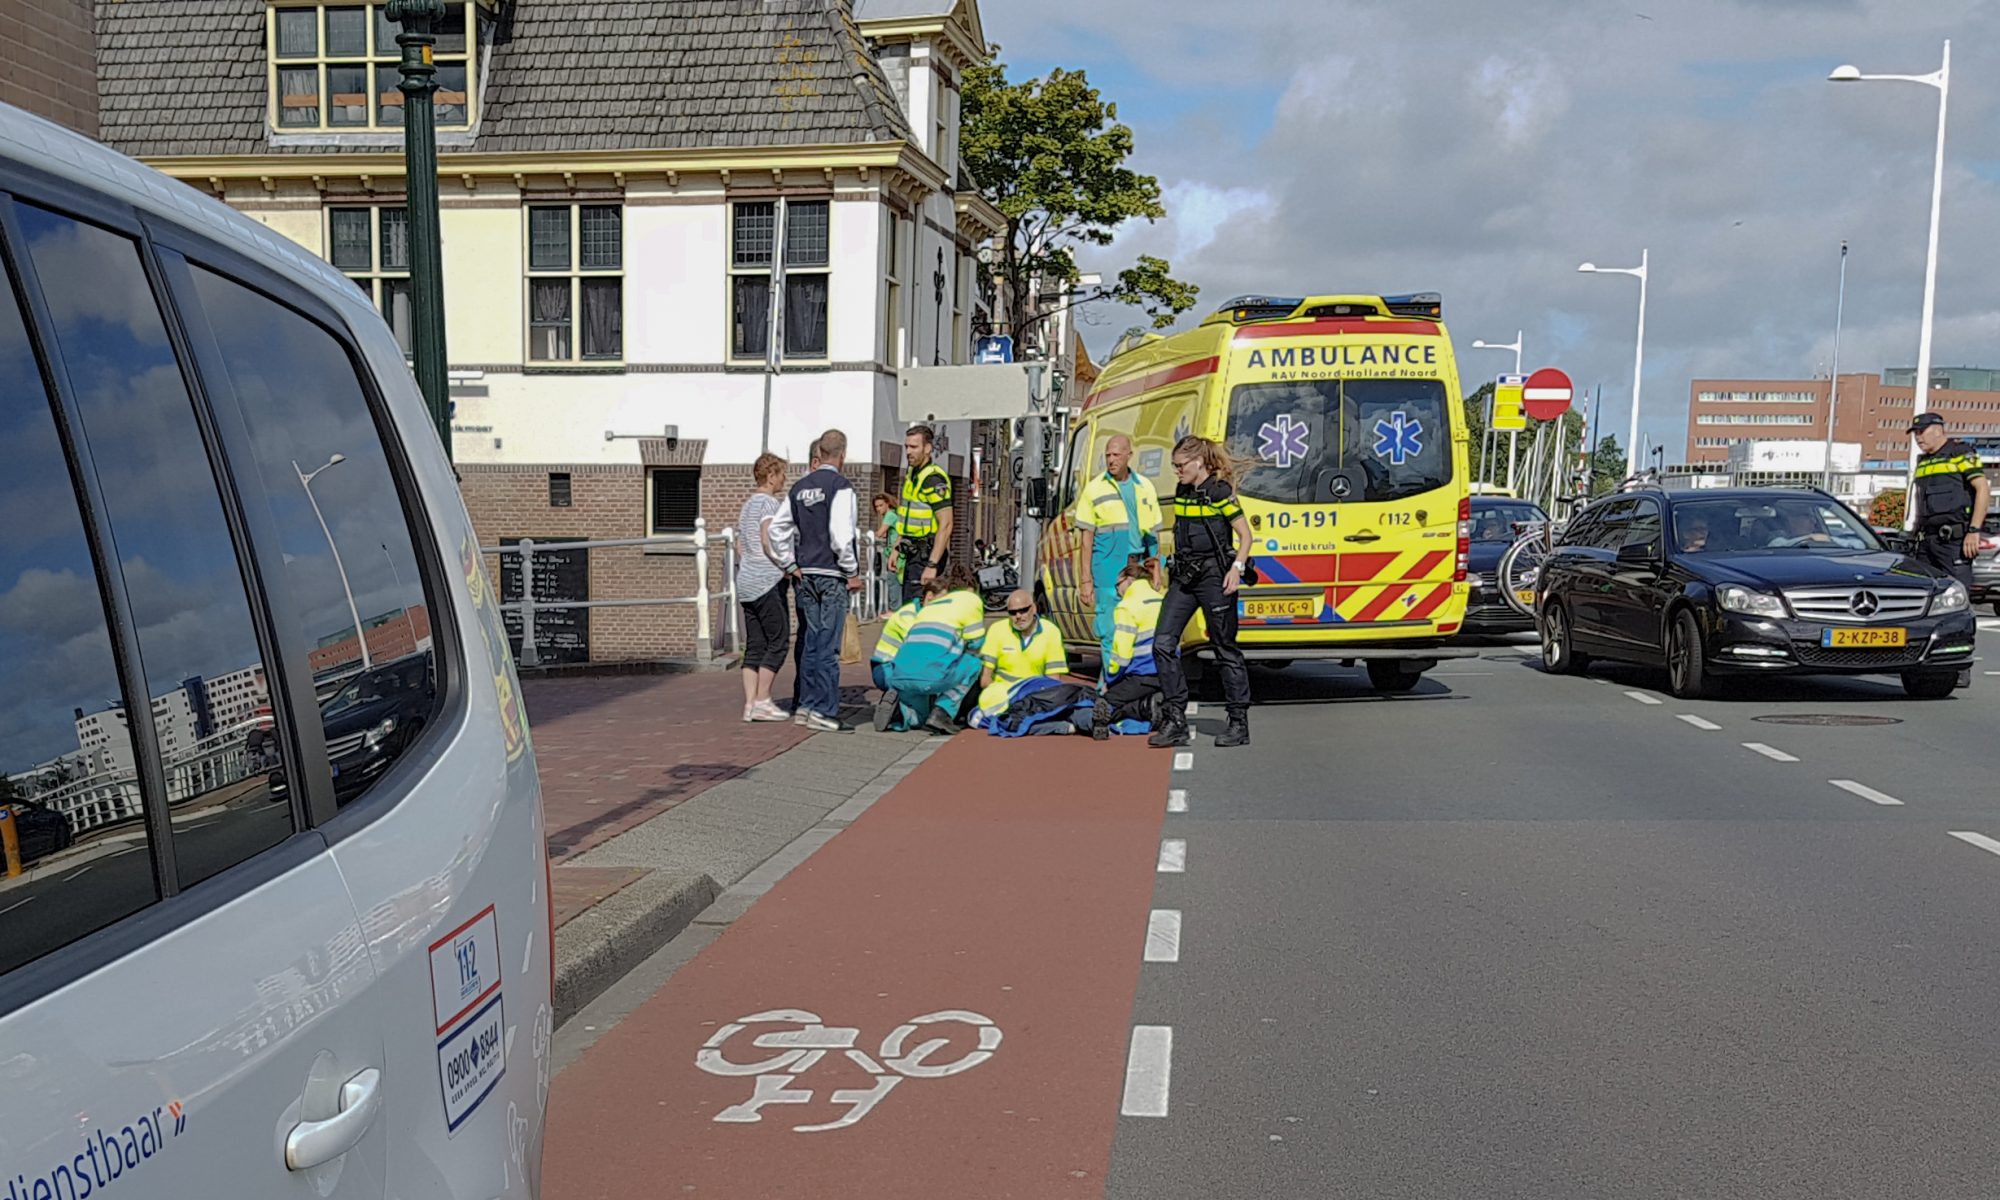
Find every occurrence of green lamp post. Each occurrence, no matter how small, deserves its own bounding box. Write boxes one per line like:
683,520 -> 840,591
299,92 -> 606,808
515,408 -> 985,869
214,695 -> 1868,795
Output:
387,0 -> 452,461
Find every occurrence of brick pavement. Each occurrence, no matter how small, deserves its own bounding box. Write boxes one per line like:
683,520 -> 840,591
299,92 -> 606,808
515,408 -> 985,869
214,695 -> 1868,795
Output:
526,658 -> 880,863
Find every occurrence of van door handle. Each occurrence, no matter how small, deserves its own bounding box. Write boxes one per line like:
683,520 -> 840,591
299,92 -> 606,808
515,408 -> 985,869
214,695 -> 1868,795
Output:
286,1068 -> 382,1171
1343,532 -> 1381,543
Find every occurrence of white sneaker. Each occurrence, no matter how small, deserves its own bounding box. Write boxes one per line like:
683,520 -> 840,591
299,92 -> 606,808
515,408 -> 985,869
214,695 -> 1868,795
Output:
793,710 -> 809,727
751,701 -> 789,722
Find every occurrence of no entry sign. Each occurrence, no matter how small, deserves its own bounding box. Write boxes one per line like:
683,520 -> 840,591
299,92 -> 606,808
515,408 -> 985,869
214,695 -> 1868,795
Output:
1523,368 -> 1573,421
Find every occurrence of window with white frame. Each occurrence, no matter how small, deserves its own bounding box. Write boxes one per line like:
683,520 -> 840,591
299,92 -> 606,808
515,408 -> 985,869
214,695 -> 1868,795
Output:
526,204 -> 623,363
327,205 -> 411,354
729,200 -> 831,361
882,209 -> 904,365
932,72 -> 953,167
270,2 -> 476,132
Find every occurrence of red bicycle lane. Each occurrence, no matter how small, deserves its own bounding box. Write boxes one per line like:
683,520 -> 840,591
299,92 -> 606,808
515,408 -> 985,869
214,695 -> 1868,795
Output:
543,734 -> 1171,1199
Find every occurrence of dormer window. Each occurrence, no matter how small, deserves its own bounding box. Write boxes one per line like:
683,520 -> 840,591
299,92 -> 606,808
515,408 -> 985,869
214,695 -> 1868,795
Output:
268,2 -> 479,132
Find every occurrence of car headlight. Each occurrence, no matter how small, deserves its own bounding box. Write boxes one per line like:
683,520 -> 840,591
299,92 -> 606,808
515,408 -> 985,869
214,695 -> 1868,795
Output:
1718,584 -> 1787,618
364,716 -> 398,750
1932,579 -> 1970,614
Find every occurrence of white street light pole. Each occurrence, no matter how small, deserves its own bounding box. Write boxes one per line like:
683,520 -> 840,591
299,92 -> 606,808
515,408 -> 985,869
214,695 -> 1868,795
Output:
1470,332 -> 1523,489
1822,241 -> 1849,490
1578,251 -> 1649,478
1830,40 -> 1950,529
295,454 -> 372,671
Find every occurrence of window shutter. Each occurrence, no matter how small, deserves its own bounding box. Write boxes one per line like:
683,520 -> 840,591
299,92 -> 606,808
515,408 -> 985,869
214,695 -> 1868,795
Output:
650,468 -> 700,533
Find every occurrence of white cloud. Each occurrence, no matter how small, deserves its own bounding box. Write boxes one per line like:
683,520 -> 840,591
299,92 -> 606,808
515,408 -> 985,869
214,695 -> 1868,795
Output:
985,0 -> 2000,454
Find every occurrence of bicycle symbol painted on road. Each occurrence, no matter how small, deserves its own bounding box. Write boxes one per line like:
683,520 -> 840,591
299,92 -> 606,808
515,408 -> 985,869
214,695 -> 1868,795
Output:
695,1008 -> 1002,1132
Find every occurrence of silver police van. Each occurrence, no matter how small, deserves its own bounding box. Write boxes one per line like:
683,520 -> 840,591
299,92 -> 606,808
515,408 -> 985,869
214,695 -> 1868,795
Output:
0,103 -> 550,1196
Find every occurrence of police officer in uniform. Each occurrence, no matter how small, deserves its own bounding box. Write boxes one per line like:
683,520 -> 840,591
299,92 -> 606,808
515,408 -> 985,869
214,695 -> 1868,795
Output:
1908,411 -> 1990,687
1150,435 -> 1254,749
896,423 -> 955,600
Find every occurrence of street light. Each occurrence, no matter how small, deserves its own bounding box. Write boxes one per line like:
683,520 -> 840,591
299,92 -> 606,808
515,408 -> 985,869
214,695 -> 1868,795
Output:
1823,240 -> 1850,490
1829,40 -> 1950,527
1578,250 -> 1650,478
295,454 -> 372,671
387,0 -> 452,462
1470,332 -> 1523,489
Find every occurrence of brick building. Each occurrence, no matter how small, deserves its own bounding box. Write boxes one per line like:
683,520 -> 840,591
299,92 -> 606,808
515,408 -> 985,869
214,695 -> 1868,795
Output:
0,0 -> 97,136
1686,372 -> 2000,471
94,0 -> 1011,662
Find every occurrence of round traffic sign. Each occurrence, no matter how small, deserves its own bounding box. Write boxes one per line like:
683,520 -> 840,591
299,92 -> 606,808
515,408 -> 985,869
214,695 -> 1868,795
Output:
1523,368 -> 1573,421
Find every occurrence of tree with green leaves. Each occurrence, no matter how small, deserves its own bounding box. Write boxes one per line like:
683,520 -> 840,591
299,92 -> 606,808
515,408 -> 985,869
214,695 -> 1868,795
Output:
961,49 -> 1199,351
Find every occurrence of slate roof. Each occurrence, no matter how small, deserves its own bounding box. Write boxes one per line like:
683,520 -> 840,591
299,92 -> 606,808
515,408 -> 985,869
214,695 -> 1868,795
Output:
96,0 -> 913,159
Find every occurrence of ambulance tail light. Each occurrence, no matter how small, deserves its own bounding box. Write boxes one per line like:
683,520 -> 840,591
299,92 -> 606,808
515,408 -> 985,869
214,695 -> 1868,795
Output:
1455,495 -> 1471,581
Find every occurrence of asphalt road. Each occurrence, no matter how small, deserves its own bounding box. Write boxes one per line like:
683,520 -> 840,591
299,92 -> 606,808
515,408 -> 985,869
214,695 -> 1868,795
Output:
1107,631 -> 2000,1199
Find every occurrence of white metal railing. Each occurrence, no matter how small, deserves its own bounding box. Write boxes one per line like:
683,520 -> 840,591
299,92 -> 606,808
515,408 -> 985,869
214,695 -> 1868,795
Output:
481,521 -> 740,668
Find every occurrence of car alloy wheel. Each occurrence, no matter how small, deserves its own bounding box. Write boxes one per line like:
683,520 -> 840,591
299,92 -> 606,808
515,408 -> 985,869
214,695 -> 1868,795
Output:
1667,610 -> 1709,699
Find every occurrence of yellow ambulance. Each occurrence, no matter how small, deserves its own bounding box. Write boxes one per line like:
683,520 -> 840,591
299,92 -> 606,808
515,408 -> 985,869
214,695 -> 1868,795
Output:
1041,292 -> 1477,691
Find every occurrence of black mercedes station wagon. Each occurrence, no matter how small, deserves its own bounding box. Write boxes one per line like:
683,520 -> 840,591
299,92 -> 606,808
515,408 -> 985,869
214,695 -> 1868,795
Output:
1535,488 -> 1976,699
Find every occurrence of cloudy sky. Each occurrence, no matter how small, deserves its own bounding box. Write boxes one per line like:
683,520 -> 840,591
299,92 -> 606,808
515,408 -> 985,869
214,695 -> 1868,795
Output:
986,0 -> 2000,459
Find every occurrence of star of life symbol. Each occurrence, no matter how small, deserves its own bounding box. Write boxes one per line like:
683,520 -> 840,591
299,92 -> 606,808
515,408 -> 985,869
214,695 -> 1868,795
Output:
696,1008 -> 1002,1133
1257,414 -> 1310,469
1373,410 -> 1424,466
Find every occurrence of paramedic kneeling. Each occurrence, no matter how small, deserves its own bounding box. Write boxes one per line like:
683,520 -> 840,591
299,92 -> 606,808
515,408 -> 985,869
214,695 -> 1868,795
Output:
1093,558 -> 1166,739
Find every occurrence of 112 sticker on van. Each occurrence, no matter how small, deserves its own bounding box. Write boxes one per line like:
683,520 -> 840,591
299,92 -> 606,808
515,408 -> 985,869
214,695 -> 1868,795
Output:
429,906 -> 505,1132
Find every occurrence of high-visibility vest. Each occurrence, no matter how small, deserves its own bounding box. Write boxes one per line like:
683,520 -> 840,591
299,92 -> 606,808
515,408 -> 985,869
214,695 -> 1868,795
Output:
899,461 -> 953,539
1107,579 -> 1164,680
899,590 -> 987,658
872,600 -> 924,664
976,617 -> 1069,715
1075,471 -> 1164,540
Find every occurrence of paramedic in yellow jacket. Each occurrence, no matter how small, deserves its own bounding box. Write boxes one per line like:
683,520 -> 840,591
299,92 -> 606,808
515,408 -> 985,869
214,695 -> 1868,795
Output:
1075,435 -> 1164,666
869,577 -> 943,731
1092,558 -> 1165,739
973,589 -> 1070,725
880,564 -> 987,734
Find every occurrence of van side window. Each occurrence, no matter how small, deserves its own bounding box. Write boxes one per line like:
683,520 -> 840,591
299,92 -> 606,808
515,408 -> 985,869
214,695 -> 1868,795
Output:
184,266 -> 438,807
0,239 -> 156,975
1064,424 -> 1091,514
15,204 -> 295,890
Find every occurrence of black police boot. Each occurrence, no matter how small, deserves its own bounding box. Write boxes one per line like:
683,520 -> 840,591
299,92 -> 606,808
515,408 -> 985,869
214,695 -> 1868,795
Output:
1147,708 -> 1190,748
1214,708 -> 1251,749
1091,696 -> 1112,741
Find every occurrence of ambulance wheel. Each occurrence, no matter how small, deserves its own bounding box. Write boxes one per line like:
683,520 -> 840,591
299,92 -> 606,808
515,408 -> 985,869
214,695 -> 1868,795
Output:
1365,660 -> 1422,693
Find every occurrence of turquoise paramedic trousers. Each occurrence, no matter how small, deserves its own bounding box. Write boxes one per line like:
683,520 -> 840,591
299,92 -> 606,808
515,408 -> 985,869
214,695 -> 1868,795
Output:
888,650 -> 981,728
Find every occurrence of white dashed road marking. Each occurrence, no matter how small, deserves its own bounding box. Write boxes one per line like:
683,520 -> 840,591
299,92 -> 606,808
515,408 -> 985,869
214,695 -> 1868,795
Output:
1173,752 -> 1194,772
1187,702 -> 1201,717
1144,910 -> 1182,963
1949,831 -> 2000,857
1624,691 -> 1663,705
1831,779 -> 1904,806
1677,714 -> 1721,731
1742,742 -> 1799,762
1121,1026 -> 1174,1117
1157,839 -> 1186,874
1167,788 -> 1187,813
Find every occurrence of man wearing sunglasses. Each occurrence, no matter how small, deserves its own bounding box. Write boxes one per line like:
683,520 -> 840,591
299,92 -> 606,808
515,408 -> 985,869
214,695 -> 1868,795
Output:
973,589 -> 1070,725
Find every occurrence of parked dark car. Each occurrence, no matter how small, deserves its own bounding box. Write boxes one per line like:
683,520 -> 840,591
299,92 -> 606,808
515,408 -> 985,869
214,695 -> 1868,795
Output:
1463,496 -> 1550,634
6,800 -> 74,866
317,653 -> 436,803
1536,487 -> 1977,699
